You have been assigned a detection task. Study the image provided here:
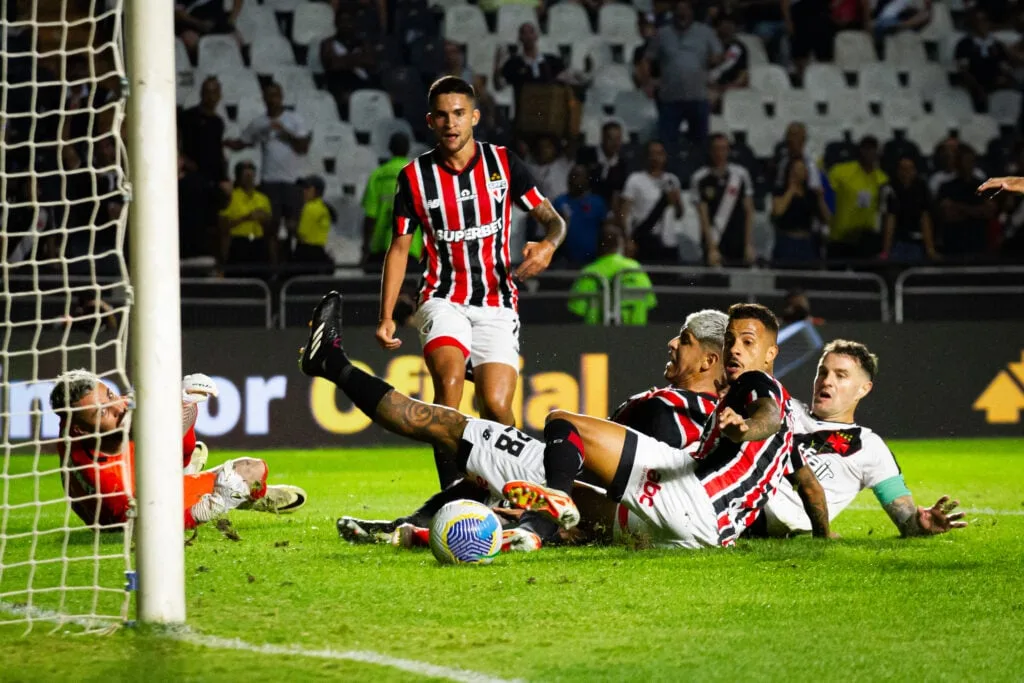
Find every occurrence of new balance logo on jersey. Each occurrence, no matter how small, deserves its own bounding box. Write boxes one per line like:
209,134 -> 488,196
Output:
435,219 -> 503,243
637,468 -> 662,508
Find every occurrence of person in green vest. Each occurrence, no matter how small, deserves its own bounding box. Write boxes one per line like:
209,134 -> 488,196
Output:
568,223 -> 657,325
361,133 -> 422,270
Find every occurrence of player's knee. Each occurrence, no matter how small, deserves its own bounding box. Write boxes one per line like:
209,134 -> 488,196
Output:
477,389 -> 513,421
546,410 -> 573,426
231,457 -> 268,486
432,373 -> 463,403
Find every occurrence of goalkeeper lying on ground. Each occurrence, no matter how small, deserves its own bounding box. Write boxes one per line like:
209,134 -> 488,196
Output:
49,370 -> 306,530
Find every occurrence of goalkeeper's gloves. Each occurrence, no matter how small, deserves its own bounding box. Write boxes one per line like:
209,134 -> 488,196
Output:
182,373 -> 219,404
188,461 -> 251,525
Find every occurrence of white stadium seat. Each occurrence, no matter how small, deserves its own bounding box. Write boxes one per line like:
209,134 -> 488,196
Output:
957,114 -> 999,152
723,89 -> 765,131
882,95 -> 924,128
235,3 -> 279,43
989,89 -> 1023,127
338,145 -> 379,197
920,2 -> 953,43
591,63 -> 633,92
571,37 -> 614,73
907,63 -> 950,100
250,34 -> 297,73
444,5 -> 488,41
941,31 -> 965,69
292,2 -> 337,46
612,90 -> 657,140
266,0 -> 303,10
709,114 -> 729,135
858,63 -> 902,103
804,63 -> 849,106
269,66 -> 318,105
175,38 -> 191,75
598,4 -> 640,46
749,64 -> 791,95
906,117 -> 950,151
932,88 -> 975,125
834,30 -> 878,71
848,118 -> 892,144
737,33 -> 768,65
774,90 -> 818,126
298,90 -> 342,127
466,36 -> 500,83
315,120 -> 357,152
496,5 -> 539,44
206,67 -> 263,105
745,122 -> 784,158
371,117 -> 416,160
884,32 -> 928,69
546,3 -> 593,45
348,89 -> 395,135
197,34 -> 244,73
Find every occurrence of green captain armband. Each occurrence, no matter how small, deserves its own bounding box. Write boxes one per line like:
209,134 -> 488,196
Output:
872,476 -> 912,507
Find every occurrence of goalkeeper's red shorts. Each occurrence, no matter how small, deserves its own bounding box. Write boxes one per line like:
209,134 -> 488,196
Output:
183,471 -> 217,509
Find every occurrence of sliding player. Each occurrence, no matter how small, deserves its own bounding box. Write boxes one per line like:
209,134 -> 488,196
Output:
749,340 -> 967,538
301,293 -> 829,549
50,370 -> 306,531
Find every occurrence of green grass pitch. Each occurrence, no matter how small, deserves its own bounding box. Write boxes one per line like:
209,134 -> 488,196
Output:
2,438 -> 1023,682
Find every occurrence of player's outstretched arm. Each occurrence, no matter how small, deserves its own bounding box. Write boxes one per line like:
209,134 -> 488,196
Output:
377,234 -> 413,351
884,495 -> 967,537
787,466 -> 831,539
516,200 -> 566,281
977,176 -> 1024,195
718,399 -> 781,443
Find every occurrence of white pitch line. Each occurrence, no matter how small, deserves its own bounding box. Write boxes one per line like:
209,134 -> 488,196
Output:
1,602 -> 520,683
846,505 -> 1024,516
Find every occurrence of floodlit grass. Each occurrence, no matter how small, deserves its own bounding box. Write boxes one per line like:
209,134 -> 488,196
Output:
2,439 -> 1023,681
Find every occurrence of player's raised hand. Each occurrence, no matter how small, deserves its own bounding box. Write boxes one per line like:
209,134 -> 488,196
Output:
375,318 -> 402,351
917,495 -> 968,534
182,373 -> 219,403
718,407 -> 749,442
515,240 -> 556,281
977,176 -> 1024,195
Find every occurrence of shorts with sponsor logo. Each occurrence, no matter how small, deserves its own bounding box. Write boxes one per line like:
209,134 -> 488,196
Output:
608,429 -> 720,549
412,297 -> 521,370
459,418 -> 545,499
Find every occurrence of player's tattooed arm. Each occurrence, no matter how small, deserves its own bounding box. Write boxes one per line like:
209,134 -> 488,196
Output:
375,391 -> 468,454
516,199 -> 567,280
788,466 -> 831,538
531,199 -> 567,249
884,495 -> 967,537
718,398 -> 781,442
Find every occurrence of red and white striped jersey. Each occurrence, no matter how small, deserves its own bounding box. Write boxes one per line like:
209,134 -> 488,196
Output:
692,371 -> 799,547
610,386 -> 718,449
393,141 -> 545,310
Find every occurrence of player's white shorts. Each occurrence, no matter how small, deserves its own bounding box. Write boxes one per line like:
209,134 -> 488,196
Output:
412,298 -> 520,371
609,429 -> 720,550
459,418 -> 544,498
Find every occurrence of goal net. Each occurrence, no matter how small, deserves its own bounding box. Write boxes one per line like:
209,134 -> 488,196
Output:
1,0 -> 134,631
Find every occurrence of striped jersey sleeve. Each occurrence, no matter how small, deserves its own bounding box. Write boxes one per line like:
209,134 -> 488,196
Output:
506,152 -> 546,211
392,165 -> 422,238
610,387 -> 717,449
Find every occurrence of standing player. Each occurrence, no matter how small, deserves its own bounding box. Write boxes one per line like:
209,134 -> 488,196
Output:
301,293 -> 828,550
50,370 -> 306,530
751,340 -> 967,538
376,76 -> 567,489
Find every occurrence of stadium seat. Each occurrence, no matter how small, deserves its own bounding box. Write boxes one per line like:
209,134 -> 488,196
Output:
884,32 -> 928,69
297,90 -> 341,127
235,95 -> 267,126
906,63 -> 950,100
250,34 -> 297,73
958,114 -> 1000,152
940,32 -> 965,69
268,66 -> 318,105
737,33 -> 768,65
920,2 -> 953,44
591,63 -> 634,93
292,2 -> 337,46
315,120 -> 357,152
496,5 -> 539,44
370,117 -> 416,160
745,122 -> 784,159
834,31 -> 878,71
571,37 -> 614,73
338,145 -> 379,196
443,5 -> 488,41
709,114 -> 729,135
849,118 -> 892,144
993,29 -> 1020,46
883,95 -> 925,128
858,62 -> 902,103
465,36 -> 499,83
749,64 -> 791,95
546,3 -> 593,45
722,89 -> 765,131
197,35 -> 245,73
774,90 -> 818,126
235,3 -> 279,43
348,89 -> 395,135
206,67 -> 263,105
988,90 -> 1022,127
612,90 -> 657,140
931,88 -> 974,125
175,38 -> 191,75
906,117 -> 950,151
597,4 -> 641,47
803,63 -> 849,110
266,0 -> 303,10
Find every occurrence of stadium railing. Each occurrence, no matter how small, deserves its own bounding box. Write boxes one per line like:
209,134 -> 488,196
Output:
612,267 -> 891,324
278,273 -> 421,329
894,265 -> 1024,322
180,277 -> 273,328
517,270 -> 610,326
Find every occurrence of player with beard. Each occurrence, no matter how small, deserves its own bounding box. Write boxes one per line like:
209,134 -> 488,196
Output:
748,340 -> 968,538
302,294 -> 829,550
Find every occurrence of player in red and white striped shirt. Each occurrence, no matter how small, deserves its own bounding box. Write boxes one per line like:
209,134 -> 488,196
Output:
375,76 -> 566,488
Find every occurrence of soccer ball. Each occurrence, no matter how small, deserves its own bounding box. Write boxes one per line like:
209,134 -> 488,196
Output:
429,499 -> 502,565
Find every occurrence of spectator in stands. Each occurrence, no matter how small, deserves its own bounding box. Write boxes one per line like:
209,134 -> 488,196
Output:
174,0 -> 243,67
568,223 -> 657,325
178,148 -> 210,261
494,22 -> 568,100
955,8 -> 1014,113
784,0 -> 835,81
929,137 -> 985,195
692,134 -> 756,266
438,41 -> 501,141
527,134 -> 574,201
744,0 -> 789,66
707,13 -> 749,112
320,8 -> 381,119
633,12 -> 659,98
936,145 -> 996,256
219,160 -> 275,270
553,164 -> 608,267
179,76 -> 229,258
4,176 -> 56,274
361,133 -> 420,271
578,120 -> 630,207
225,82 -> 312,249
880,156 -> 938,262
872,0 -> 933,48
772,157 -> 830,264
827,136 -> 888,259
779,287 -> 824,326
293,175 -> 336,275
774,122 -> 822,192
618,140 -> 686,263
641,1 -> 722,150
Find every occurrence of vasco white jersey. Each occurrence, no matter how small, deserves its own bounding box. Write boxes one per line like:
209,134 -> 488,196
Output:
763,402 -> 904,534
459,419 -> 546,500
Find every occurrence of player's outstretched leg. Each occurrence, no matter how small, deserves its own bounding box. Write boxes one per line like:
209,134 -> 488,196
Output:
502,417 -> 585,529
238,484 -> 307,513
299,291 -> 467,454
